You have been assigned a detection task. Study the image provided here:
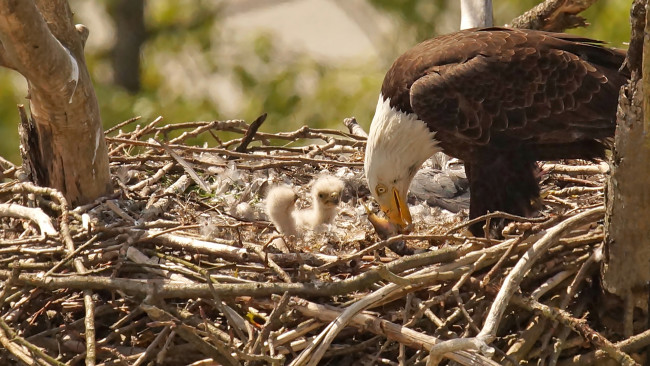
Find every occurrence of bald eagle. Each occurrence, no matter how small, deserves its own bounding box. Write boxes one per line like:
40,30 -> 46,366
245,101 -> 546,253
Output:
364,27 -> 628,236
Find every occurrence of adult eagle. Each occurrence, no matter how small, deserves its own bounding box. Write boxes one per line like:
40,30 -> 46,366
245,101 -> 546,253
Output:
364,27 -> 628,236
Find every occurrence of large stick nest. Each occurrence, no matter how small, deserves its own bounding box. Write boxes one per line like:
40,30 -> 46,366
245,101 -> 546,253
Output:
0,116 -> 644,366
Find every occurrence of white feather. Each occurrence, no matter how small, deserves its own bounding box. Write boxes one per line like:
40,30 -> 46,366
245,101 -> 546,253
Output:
60,44 -> 79,103
364,94 -> 440,194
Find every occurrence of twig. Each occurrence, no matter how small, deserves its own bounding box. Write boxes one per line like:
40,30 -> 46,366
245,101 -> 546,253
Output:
542,162 -> 609,175
250,292 -> 291,355
546,248 -> 603,366
293,255 -> 499,366
131,325 -> 171,366
105,116 -> 142,134
546,186 -> 603,197
106,137 -> 364,167
168,120 -> 227,144
128,162 -> 174,191
530,269 -> 575,300
45,234 -> 100,276
511,295 -> 638,366
0,316 -> 66,366
236,113 -> 267,153
243,242 -> 292,283
343,117 -> 368,138
481,233 -> 531,287
154,139 -> 211,193
557,328 -> 650,366
203,272 -> 250,344
140,304 -> 238,366
445,211 -> 548,235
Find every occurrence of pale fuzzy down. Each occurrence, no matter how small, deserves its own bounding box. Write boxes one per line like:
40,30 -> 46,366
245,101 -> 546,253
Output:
294,175 -> 345,231
265,185 -> 298,236
265,175 -> 345,237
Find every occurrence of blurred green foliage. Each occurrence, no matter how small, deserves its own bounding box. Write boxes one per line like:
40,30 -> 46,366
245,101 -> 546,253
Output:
0,0 -> 632,164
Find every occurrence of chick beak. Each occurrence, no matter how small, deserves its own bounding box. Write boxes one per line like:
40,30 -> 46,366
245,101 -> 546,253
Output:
380,187 -> 412,230
327,192 -> 340,205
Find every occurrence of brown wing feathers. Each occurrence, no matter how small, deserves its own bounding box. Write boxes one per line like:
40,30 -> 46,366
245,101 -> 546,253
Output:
378,27 -> 627,236
382,28 -> 626,153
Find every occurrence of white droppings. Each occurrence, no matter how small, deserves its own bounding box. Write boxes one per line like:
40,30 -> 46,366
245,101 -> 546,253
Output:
61,45 -> 79,103
92,125 -> 101,166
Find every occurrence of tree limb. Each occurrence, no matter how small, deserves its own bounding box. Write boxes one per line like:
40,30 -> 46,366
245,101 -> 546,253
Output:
0,0 -> 112,206
0,203 -> 57,235
510,0 -> 597,32
0,0 -> 77,94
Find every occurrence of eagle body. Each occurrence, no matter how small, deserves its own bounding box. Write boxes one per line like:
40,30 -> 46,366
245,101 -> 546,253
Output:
364,27 -> 628,235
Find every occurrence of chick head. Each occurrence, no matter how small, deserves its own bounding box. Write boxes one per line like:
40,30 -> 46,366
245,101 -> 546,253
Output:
311,175 -> 345,208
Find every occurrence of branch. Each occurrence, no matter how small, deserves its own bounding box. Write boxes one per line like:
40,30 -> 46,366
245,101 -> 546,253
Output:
0,203 -> 57,235
283,297 -> 500,366
558,328 -> 650,365
343,117 -> 368,138
480,207 -> 603,341
510,0 -> 597,32
0,0 -> 78,95
235,113 -> 267,153
0,245 -> 459,299
542,162 -> 609,175
427,207 -> 605,365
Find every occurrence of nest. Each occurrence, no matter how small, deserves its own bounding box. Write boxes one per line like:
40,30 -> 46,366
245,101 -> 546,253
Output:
0,115 -> 642,366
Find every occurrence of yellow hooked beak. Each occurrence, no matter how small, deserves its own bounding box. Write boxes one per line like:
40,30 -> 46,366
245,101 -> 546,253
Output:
380,187 -> 412,230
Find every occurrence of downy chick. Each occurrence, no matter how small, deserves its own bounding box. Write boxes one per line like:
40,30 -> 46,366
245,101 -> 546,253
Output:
265,185 -> 298,236
295,175 -> 345,231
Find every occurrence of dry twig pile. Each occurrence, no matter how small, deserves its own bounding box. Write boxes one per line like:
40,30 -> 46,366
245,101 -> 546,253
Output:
0,116 -> 645,366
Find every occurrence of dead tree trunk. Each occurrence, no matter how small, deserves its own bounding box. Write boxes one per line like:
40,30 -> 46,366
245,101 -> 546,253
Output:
602,0 -> 650,313
0,0 -> 112,206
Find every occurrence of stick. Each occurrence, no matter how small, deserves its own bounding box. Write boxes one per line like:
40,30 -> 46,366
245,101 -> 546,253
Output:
427,207 -> 605,365
235,113 -> 267,153
0,203 -> 57,235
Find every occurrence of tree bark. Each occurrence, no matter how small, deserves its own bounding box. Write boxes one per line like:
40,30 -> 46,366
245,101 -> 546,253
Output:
0,0 -> 112,206
510,0 -> 597,31
602,0 -> 650,298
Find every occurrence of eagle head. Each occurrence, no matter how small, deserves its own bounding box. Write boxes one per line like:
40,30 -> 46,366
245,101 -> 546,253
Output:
364,95 -> 440,230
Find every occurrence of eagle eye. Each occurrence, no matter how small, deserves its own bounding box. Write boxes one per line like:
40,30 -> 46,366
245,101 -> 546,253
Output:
376,185 -> 387,195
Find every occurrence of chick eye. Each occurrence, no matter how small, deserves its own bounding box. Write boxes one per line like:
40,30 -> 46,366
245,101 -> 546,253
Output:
376,185 -> 387,195
319,193 -> 325,198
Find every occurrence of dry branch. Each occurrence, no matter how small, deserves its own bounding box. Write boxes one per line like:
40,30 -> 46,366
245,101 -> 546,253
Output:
283,298 -> 500,366
0,203 -> 56,235
510,0 -> 597,31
